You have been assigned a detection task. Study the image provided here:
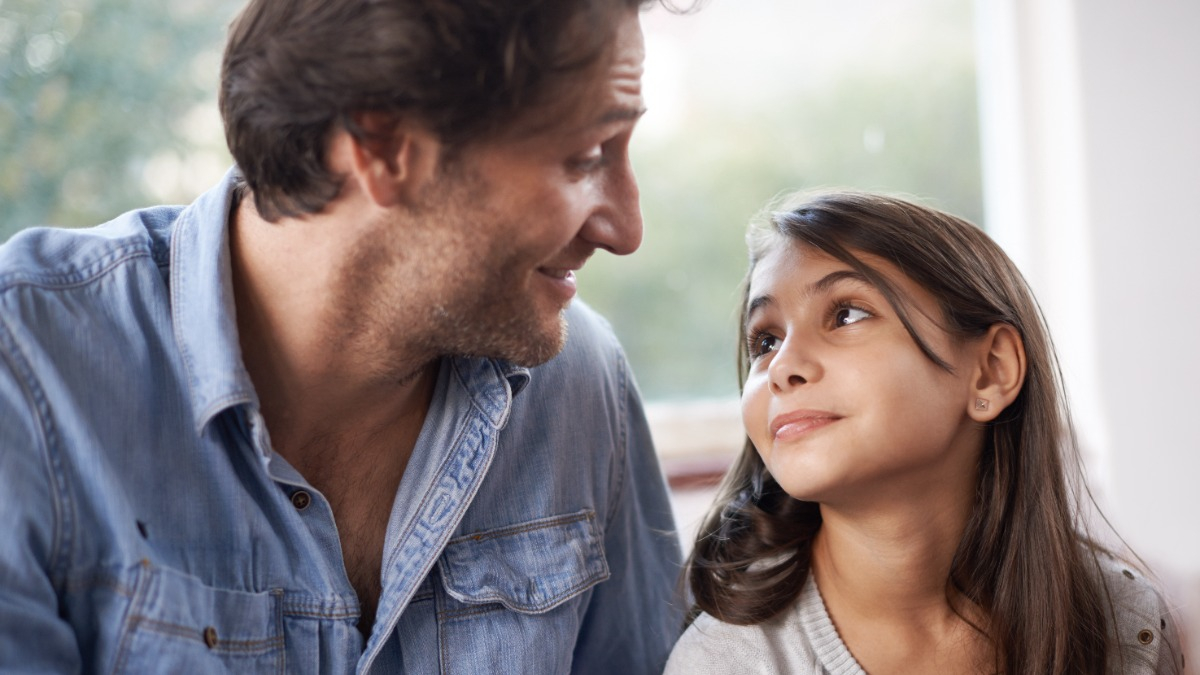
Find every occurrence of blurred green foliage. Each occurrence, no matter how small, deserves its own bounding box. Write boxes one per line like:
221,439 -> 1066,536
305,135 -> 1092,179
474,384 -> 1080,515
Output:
580,44 -> 982,401
0,0 -> 981,403
0,0 -> 238,239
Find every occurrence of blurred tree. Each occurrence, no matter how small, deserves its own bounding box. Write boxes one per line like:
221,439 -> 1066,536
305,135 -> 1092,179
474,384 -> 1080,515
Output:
579,52 -> 982,401
0,0 -> 981,404
0,0 -> 238,240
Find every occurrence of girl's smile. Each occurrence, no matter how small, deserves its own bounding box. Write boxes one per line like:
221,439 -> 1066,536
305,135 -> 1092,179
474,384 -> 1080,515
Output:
770,409 -> 843,442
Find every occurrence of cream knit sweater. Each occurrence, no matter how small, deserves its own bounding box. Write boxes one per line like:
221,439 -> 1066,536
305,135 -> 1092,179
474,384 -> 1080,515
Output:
665,557 -> 1183,674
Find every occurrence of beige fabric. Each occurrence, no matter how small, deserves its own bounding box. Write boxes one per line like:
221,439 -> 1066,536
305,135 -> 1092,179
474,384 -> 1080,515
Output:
665,556 -> 1183,674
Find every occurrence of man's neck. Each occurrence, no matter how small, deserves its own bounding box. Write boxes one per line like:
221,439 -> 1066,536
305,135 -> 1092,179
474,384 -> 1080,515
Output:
227,196 -> 437,457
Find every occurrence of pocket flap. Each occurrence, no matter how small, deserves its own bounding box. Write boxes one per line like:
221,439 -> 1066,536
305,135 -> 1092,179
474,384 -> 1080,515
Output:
439,509 -> 609,614
135,564 -> 283,650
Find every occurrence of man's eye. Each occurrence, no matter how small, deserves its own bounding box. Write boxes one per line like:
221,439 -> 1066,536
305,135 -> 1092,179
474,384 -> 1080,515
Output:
569,147 -> 604,173
834,306 -> 871,327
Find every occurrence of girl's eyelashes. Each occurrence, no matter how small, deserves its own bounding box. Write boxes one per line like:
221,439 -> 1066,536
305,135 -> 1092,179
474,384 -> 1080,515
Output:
744,299 -> 875,360
746,329 -> 780,360
830,300 -> 873,328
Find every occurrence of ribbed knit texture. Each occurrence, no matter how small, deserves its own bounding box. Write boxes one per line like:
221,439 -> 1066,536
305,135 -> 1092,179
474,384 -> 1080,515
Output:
795,575 -> 864,674
665,559 -> 1180,674
665,574 -> 865,674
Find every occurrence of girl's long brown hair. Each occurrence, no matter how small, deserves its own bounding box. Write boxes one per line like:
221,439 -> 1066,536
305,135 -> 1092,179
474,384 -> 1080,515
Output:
687,190 -> 1126,674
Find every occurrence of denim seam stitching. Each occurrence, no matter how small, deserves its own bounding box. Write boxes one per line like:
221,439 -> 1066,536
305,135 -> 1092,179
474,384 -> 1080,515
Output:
280,592 -> 360,618
381,416 -> 471,573
437,567 -> 608,617
130,617 -> 285,652
441,511 -> 607,613
363,411 -> 499,673
606,341 -> 631,526
281,607 -> 360,620
446,510 -> 594,546
168,206 -> 207,436
450,357 -> 502,429
62,572 -> 134,597
109,561 -> 153,675
273,588 -> 286,675
0,311 -> 72,586
436,570 -> 450,675
0,245 -> 151,292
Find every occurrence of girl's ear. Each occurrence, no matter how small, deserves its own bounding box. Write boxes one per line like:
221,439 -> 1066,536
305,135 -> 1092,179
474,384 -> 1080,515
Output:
328,112 -> 441,208
968,323 -> 1026,422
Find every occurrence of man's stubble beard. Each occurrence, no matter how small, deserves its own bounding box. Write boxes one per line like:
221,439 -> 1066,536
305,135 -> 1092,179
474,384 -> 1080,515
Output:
419,230 -> 570,368
333,176 -> 571,380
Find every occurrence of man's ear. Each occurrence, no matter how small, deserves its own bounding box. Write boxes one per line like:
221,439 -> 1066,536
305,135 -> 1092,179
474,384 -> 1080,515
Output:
967,323 -> 1026,422
333,111 -> 441,208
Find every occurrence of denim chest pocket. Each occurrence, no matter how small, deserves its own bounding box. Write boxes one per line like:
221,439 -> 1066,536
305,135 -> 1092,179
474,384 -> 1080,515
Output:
435,509 -> 609,674
113,562 -> 285,674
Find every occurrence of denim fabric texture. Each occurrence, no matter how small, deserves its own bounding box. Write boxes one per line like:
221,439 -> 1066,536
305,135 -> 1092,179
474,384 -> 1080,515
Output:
0,168 -> 684,674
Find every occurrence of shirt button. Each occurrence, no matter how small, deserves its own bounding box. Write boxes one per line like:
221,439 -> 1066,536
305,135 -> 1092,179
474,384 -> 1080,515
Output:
1138,629 -> 1154,645
203,626 -> 218,648
291,490 -> 312,511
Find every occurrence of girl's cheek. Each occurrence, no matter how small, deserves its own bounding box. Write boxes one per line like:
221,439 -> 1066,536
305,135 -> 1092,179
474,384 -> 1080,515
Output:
741,376 -> 769,446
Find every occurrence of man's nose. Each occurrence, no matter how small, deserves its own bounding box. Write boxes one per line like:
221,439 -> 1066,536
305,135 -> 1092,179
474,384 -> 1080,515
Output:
582,157 -> 642,256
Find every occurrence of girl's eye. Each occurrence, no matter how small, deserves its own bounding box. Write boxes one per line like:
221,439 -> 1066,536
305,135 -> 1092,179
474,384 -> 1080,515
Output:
747,332 -> 780,359
833,305 -> 872,327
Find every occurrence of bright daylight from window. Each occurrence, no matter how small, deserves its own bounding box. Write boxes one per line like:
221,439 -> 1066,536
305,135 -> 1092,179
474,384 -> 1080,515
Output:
0,0 -> 981,543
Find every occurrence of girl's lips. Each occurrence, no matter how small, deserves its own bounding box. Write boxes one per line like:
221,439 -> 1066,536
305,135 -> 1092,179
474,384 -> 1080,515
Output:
770,410 -> 843,440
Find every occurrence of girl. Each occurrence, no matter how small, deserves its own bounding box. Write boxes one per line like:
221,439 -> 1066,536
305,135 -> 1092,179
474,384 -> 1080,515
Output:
666,191 -> 1182,674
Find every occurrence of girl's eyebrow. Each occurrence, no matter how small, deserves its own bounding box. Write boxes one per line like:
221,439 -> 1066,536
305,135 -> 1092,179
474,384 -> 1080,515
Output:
745,269 -> 873,325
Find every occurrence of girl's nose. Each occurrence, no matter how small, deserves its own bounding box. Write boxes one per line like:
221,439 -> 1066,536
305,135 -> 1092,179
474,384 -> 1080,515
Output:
767,337 -> 821,394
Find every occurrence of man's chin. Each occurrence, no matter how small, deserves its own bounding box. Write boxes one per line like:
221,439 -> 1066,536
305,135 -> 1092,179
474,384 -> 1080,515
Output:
503,312 -> 569,367
448,307 -> 569,367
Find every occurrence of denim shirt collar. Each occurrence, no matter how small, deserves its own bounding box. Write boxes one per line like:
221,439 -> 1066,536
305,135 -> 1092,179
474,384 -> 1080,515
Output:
170,166 -> 258,435
169,168 -> 531,440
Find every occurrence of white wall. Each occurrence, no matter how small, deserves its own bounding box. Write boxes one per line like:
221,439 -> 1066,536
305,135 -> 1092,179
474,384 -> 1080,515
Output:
977,0 -> 1200,651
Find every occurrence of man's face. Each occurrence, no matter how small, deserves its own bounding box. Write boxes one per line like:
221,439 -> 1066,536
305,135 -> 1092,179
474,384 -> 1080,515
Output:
377,10 -> 647,367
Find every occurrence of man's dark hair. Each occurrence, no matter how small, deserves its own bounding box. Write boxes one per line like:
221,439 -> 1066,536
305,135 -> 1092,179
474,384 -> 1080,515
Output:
220,0 -> 653,221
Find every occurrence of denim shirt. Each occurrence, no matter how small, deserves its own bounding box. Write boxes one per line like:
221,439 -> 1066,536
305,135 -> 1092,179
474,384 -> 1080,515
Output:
0,168 -> 684,674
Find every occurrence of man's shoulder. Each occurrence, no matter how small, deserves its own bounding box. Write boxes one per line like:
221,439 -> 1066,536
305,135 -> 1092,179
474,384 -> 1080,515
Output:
0,205 -> 182,296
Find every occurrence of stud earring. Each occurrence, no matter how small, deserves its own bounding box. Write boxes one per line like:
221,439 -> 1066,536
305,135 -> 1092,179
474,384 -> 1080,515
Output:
975,398 -> 989,411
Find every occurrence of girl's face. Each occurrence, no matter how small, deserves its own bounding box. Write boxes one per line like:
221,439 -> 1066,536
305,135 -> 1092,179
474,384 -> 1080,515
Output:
741,241 -> 985,508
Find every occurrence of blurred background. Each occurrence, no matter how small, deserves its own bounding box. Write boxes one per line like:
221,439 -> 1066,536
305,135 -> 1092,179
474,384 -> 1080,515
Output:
2,0 -> 1196,658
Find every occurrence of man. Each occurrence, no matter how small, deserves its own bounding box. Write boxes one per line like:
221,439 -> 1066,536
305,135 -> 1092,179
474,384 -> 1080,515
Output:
0,0 -> 682,672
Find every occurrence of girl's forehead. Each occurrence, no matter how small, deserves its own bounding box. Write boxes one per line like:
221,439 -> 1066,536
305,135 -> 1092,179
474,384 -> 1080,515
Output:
747,239 -> 943,320
749,242 -> 855,291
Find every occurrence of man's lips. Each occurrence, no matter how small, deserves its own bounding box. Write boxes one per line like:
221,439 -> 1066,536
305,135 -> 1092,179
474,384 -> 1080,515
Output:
537,267 -> 577,281
770,409 -> 843,440
535,265 -> 580,303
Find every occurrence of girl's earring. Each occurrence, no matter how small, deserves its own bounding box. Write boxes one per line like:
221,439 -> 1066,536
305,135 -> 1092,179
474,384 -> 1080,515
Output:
974,398 -> 989,411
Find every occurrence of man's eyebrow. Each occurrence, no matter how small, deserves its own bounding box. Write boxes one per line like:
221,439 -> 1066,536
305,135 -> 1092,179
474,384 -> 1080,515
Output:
744,269 -> 873,325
